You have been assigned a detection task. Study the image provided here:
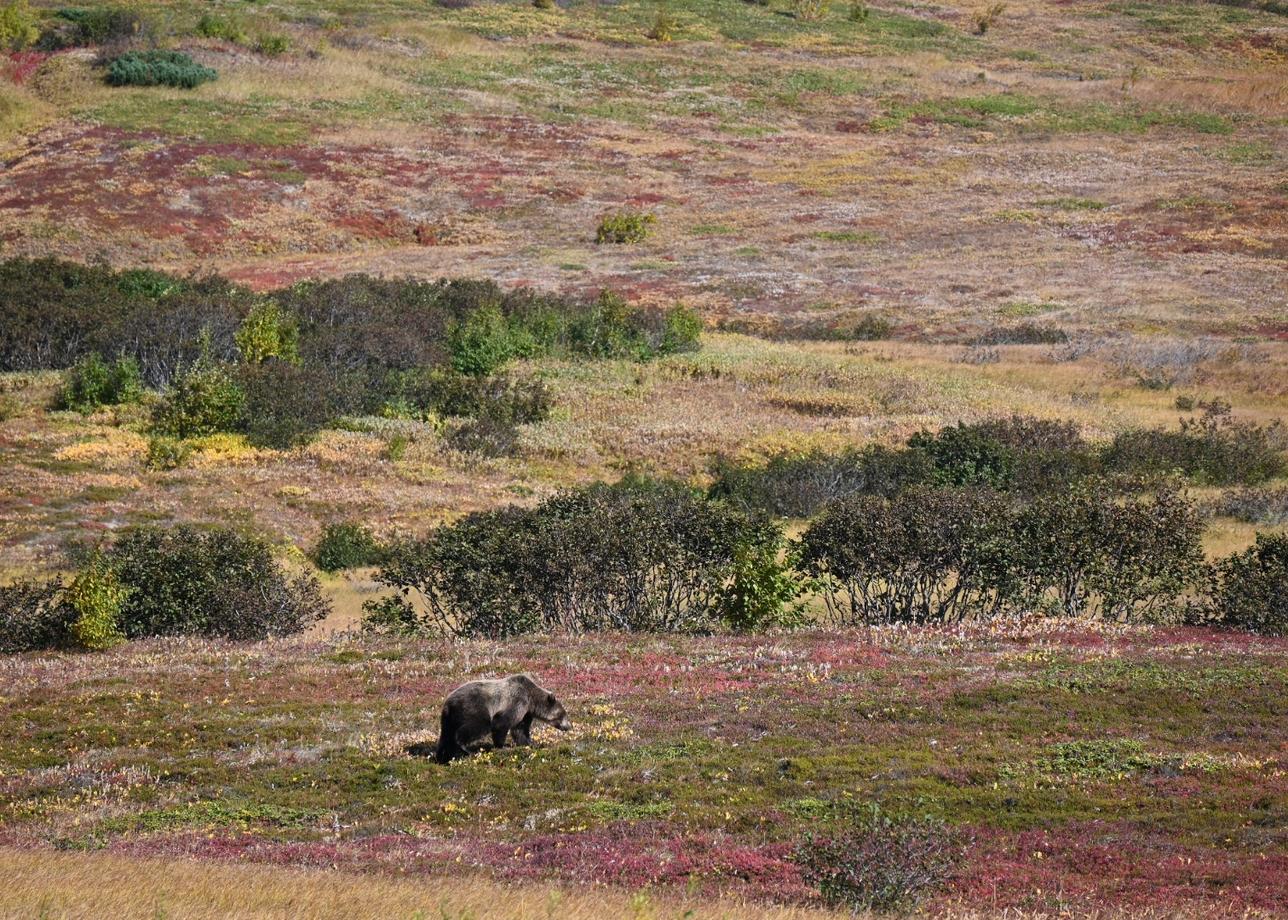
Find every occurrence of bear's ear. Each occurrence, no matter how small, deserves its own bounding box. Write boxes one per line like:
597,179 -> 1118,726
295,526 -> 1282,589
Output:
547,692 -> 556,705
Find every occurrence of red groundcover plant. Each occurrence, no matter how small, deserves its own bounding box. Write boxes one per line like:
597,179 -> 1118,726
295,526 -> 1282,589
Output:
793,805 -> 967,912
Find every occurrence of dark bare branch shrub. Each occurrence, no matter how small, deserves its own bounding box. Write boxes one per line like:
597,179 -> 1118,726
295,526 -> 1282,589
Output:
1207,487 -> 1288,526
371,477 -> 765,637
1103,400 -> 1286,486
0,578 -> 70,653
106,526 -> 329,639
709,445 -> 932,517
1209,533 -> 1288,636
798,487 -> 1021,625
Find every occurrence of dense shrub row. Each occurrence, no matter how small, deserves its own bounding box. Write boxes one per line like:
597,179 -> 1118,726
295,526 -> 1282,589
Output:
1,258 -> 700,451
0,526 -> 328,652
712,408 -> 1285,517
364,474 -> 1287,639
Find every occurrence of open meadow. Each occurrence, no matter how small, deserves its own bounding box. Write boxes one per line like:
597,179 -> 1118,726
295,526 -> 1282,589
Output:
1,0 -> 1287,916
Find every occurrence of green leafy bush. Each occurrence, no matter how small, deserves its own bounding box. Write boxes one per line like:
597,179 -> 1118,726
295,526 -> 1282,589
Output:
909,416 -> 1099,493
595,210 -> 656,244
195,12 -> 246,43
64,557 -> 127,651
794,807 -> 963,912
372,477 -> 766,637
0,0 -> 38,50
715,540 -> 807,632
253,33 -> 289,56
55,353 -> 143,413
360,594 -> 425,635
1209,533 -> 1288,636
1014,485 -> 1205,621
106,526 -> 329,639
105,50 -> 216,89
235,301 -> 299,365
0,578 -> 70,653
151,358 -> 245,439
798,483 -> 1204,624
390,369 -> 552,426
448,305 -> 532,376
0,259 -> 249,386
145,435 -> 190,470
792,0 -> 828,22
313,522 -> 384,573
647,5 -> 678,41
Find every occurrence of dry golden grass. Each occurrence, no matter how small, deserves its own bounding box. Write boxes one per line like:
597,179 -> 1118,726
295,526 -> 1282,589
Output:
0,848 -> 844,920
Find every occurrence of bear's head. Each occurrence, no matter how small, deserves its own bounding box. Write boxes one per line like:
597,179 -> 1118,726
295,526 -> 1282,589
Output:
536,690 -> 571,731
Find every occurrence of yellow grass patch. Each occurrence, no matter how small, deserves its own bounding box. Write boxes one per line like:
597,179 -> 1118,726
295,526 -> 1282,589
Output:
52,431 -> 149,467
0,848 -> 844,920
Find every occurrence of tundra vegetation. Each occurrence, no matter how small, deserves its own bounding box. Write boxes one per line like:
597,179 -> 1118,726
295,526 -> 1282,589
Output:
0,0 -> 1286,915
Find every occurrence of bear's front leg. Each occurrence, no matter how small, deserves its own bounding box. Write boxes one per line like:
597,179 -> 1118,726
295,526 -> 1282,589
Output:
510,713 -> 534,746
490,709 -> 518,749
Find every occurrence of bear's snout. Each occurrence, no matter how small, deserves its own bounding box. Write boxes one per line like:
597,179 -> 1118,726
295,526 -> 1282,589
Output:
555,716 -> 572,731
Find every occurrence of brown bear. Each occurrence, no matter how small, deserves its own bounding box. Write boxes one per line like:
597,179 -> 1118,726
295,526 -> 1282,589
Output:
427,674 -> 571,764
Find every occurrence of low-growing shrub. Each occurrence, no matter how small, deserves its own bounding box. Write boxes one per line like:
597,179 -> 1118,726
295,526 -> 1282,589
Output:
795,807 -> 963,912
39,6 -> 142,49
799,483 -> 1203,624
1209,533 -> 1288,636
908,416 -> 1098,494
390,369 -> 552,425
1103,401 -> 1286,486
448,305 -> 534,376
0,578 -> 69,653
595,210 -> 655,245
647,5 -> 678,41
55,353 -> 143,413
971,322 -> 1067,346
372,477 -> 765,637
151,358 -> 245,439
710,445 -> 932,518
972,2 -> 1006,34
313,522 -> 384,573
105,50 -> 216,89
1014,485 -> 1205,621
360,594 -> 425,635
195,12 -> 246,44
145,435 -> 189,470
792,0 -> 829,22
1207,486 -> 1288,525
106,525 -> 329,639
444,415 -> 522,457
254,33 -> 289,56
236,360 -> 338,449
